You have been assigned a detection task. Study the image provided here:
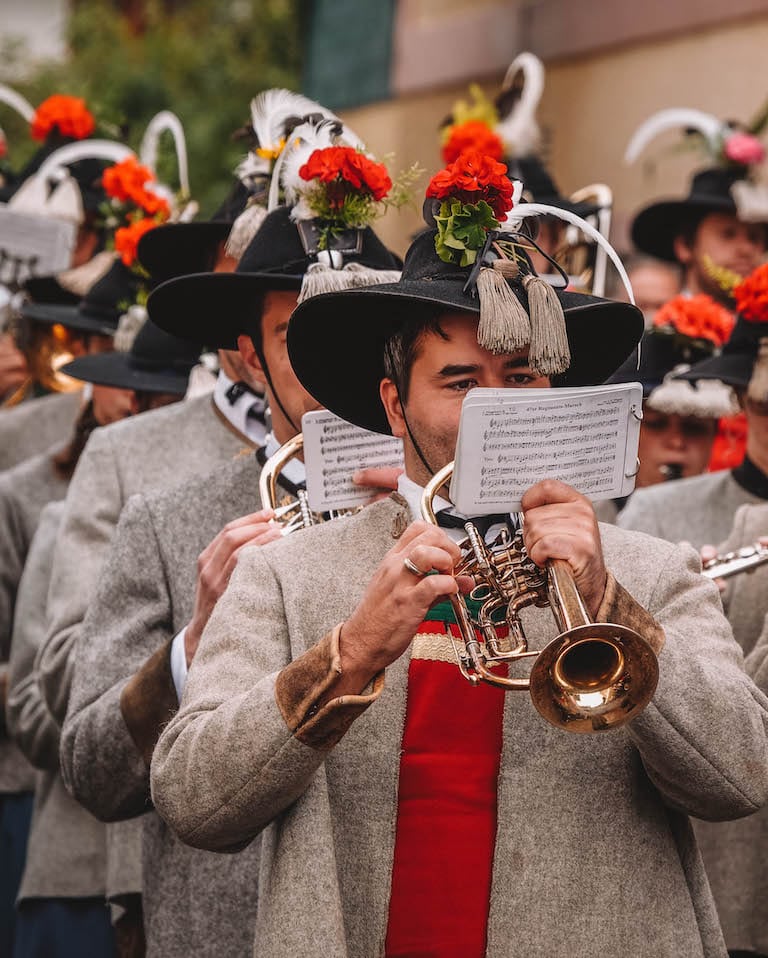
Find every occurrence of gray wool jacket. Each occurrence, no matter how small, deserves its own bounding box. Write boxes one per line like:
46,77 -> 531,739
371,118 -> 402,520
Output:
20,391 -> 253,904
6,501 -> 116,901
692,501 -> 768,955
0,444 -> 69,793
151,497 -> 768,958
616,469 -> 763,550
60,452 -> 264,958
0,389 -> 82,472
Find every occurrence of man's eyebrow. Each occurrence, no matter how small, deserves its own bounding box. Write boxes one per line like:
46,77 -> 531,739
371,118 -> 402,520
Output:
275,321 -> 290,335
437,357 -> 530,376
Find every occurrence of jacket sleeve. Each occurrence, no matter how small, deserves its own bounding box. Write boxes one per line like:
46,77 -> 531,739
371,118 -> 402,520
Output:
37,426 -> 123,726
150,543 -> 382,853
0,481 -> 27,666
745,614 -> 768,695
626,540 -> 768,821
6,504 -> 65,770
60,492 -> 177,822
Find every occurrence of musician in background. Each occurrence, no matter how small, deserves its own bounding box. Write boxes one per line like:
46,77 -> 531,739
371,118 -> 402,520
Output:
696,501 -> 768,958
593,293 -> 737,523
618,261 -> 768,548
606,251 -> 681,327
149,165 -> 768,958
55,133 -> 403,957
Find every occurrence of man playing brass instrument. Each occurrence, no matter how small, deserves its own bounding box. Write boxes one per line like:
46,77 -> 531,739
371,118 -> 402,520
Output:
150,160 -> 768,958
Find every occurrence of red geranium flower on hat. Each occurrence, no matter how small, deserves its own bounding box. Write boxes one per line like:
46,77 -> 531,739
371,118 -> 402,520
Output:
102,157 -> 171,218
31,95 -> 95,142
114,216 -> 160,267
733,262 -> 768,324
427,150 -> 514,222
653,294 -> 735,347
441,120 -> 505,165
299,146 -> 392,207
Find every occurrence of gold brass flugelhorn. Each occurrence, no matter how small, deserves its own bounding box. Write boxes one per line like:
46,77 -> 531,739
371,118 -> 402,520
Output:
258,433 -> 364,535
702,543 -> 768,581
421,462 -> 659,732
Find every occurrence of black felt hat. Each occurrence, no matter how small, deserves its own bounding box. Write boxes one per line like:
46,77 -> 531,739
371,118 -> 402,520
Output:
147,204 -> 402,350
61,318 -> 199,394
630,167 -> 767,263
675,313 -> 766,389
136,179 -> 251,283
606,326 -> 715,397
287,228 -> 644,436
507,155 -> 599,218
20,259 -> 141,336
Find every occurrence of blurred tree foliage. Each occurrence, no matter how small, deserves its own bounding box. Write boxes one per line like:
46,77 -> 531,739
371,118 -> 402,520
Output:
0,0 -> 302,215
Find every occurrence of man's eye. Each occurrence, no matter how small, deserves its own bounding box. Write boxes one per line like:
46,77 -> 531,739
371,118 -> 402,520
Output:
508,372 -> 534,385
448,378 -> 476,391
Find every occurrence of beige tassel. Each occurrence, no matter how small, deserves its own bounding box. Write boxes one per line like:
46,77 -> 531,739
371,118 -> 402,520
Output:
57,251 -> 116,297
113,304 -> 147,352
225,203 -> 268,260
297,262 -> 402,304
476,260 -> 530,354
747,337 -> 768,405
522,273 -> 570,376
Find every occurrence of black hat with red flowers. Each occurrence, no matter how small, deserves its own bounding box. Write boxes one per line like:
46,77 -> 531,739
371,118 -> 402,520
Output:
287,152 -> 643,436
677,263 -> 768,402
147,115 -> 403,351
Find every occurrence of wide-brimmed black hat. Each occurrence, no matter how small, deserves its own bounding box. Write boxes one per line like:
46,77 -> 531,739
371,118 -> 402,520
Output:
675,313 -> 766,389
61,318 -> 200,394
287,229 -> 644,435
631,167 -> 767,263
507,155 -> 600,219
137,179 -> 251,283
20,259 -> 140,336
147,204 -> 402,350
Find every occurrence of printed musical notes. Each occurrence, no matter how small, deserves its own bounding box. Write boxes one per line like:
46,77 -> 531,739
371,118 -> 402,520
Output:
450,384 -> 643,515
302,410 -> 404,512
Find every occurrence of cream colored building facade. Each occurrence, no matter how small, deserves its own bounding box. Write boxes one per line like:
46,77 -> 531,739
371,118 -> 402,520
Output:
339,0 -> 768,260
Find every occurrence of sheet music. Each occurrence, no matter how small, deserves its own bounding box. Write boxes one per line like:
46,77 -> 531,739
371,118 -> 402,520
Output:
450,384 -> 643,515
302,410 -> 404,512
0,207 -> 76,283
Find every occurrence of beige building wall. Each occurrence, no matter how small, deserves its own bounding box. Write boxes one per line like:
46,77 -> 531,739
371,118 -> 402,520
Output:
340,11 -> 768,262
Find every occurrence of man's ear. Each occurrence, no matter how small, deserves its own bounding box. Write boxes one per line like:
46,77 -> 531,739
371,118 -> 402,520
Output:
237,334 -> 267,387
672,234 -> 693,266
380,378 -> 406,438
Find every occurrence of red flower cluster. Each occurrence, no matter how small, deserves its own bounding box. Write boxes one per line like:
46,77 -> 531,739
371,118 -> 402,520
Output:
102,157 -> 171,218
733,262 -> 768,324
114,217 -> 159,267
653,294 -> 735,347
299,146 -> 392,204
426,150 -> 514,221
442,120 -> 505,165
31,95 -> 95,142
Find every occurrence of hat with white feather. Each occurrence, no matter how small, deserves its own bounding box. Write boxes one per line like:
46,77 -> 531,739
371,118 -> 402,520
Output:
627,103 -> 768,262
147,112 -> 405,351
137,89 -> 343,281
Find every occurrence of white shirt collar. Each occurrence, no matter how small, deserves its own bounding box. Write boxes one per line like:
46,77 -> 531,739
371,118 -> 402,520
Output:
212,370 -> 268,447
396,473 -> 517,543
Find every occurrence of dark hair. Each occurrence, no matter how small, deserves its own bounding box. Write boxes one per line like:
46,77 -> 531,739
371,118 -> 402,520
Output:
52,399 -> 100,479
382,310 -> 448,404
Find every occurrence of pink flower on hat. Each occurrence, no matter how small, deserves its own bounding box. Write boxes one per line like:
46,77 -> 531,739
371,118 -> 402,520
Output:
724,132 -> 766,167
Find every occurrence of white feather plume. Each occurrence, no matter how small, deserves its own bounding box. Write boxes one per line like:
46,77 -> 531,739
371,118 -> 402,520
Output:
0,84 -> 34,123
625,108 -> 723,165
269,116 -> 367,214
501,201 -> 635,304
139,110 -> 190,194
34,139 -> 135,184
250,89 -> 338,156
496,51 -> 545,157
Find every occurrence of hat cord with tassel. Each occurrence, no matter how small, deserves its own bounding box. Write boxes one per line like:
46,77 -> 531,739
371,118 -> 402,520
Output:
521,271 -> 570,377
476,256 -> 531,354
